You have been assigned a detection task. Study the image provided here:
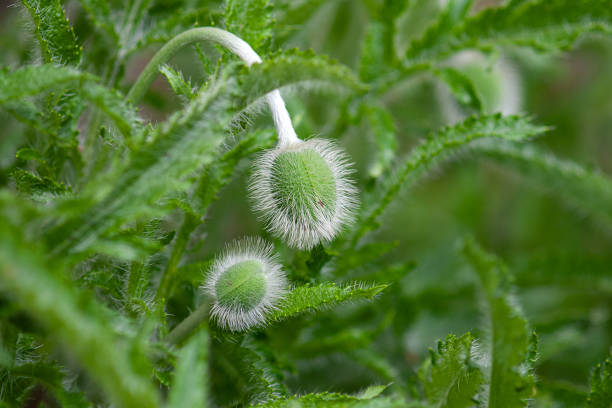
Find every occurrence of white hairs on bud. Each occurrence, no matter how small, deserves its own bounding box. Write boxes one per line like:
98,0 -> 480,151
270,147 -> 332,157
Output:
202,237 -> 287,331
249,138 -> 359,250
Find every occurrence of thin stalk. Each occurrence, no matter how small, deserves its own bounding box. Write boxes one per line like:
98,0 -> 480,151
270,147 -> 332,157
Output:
126,27 -> 300,146
164,301 -> 210,346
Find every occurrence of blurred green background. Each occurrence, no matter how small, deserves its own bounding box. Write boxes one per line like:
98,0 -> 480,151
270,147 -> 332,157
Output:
1,0 -> 611,402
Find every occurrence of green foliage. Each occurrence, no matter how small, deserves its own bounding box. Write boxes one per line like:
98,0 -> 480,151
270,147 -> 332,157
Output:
588,353 -> 612,407
240,49 -> 365,106
160,64 -> 195,101
267,282 -> 387,323
462,237 -> 535,408
471,140 -> 612,230
225,0 -> 273,53
406,0 -> 612,62
419,333 -> 483,408
0,1 -> 610,407
0,195 -> 160,408
256,385 -> 401,408
355,114 -> 549,242
167,328 -> 209,408
21,0 -> 82,65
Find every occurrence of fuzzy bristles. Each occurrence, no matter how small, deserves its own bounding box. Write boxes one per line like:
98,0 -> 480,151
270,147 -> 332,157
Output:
202,237 -> 287,331
249,138 -> 359,250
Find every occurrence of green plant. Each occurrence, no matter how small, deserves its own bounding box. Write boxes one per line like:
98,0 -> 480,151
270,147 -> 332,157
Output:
1,0 -> 611,407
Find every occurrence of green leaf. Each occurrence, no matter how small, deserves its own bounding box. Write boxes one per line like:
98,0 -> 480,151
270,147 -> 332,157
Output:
192,129 -> 275,215
225,0 -> 274,53
432,67 -> 482,111
419,333 -> 483,408
358,103 -> 398,180
167,328 -> 209,408
75,0 -> 118,41
240,49 -> 366,107
21,0 -> 82,65
160,64 -> 195,101
44,75 -> 234,259
471,140 -> 612,230
406,0 -> 612,62
266,282 -> 387,324
133,7 -> 214,52
240,336 -> 289,405
0,193 -> 160,408
255,385 -> 403,408
461,237 -> 535,408
11,168 -> 70,196
354,114 -> 549,242
588,353 -> 612,407
0,65 -> 141,140
0,65 -> 85,103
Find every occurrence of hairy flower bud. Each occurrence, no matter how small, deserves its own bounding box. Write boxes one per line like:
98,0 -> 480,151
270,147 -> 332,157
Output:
249,138 -> 358,250
203,237 -> 287,331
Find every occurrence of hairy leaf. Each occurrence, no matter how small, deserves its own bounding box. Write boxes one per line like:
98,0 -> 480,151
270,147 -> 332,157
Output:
588,353 -> 612,407
225,0 -> 273,53
472,140 -> 612,230
0,65 -> 141,139
160,64 -> 195,101
354,114 -> 549,242
419,333 -> 483,408
241,49 -> 366,107
255,385 -> 403,407
0,194 -> 160,408
267,282 -> 387,324
21,0 -> 82,65
461,237 -> 535,408
167,328 -> 209,408
406,0 -> 612,62
45,75 -> 234,259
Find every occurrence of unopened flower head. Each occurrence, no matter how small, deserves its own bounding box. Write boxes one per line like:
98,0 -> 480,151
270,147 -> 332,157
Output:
249,138 -> 358,250
203,237 -> 287,331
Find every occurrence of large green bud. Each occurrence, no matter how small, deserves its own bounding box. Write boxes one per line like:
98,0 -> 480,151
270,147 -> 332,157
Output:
204,238 -> 287,331
249,139 -> 358,250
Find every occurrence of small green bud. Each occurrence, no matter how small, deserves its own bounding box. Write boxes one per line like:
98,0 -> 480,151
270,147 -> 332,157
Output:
250,139 -> 358,250
203,238 -> 287,331
270,148 -> 337,218
215,260 -> 266,310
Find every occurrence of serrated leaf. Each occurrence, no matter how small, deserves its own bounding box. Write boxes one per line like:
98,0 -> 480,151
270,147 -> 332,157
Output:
588,353 -> 612,407
354,114 -> 549,242
0,194 -> 160,408
406,0 -> 612,63
11,168 -> 70,196
240,336 -> 289,405
255,385 -> 402,408
192,129 -> 275,215
240,49 -> 366,107
167,328 -> 209,408
225,0 -> 273,53
461,237 -> 535,408
44,75 -> 234,259
419,333 -> 483,408
21,0 -> 82,65
266,282 -> 387,324
0,65 -> 141,139
471,140 -> 612,231
160,64 -> 195,101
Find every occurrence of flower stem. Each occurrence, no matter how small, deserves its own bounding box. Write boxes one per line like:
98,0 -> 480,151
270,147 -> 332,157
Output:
126,27 -> 300,146
164,301 -> 210,346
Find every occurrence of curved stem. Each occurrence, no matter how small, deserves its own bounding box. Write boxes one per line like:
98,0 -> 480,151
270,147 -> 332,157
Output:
164,301 -> 210,346
127,27 -> 300,147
